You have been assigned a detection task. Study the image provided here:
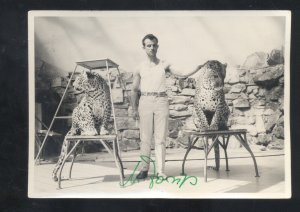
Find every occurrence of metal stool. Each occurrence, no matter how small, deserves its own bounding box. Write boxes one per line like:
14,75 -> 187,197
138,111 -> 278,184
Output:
181,129 -> 259,182
56,134 -> 124,189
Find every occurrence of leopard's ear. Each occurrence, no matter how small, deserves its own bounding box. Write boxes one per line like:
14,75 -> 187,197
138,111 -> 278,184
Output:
85,70 -> 93,78
80,69 -> 87,77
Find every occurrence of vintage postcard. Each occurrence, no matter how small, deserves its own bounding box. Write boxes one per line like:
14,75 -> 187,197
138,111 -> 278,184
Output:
28,11 -> 291,198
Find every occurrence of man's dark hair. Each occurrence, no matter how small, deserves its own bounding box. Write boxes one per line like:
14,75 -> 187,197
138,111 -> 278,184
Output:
142,34 -> 158,46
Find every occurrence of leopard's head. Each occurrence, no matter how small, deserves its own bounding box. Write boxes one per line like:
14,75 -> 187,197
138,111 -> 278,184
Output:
73,70 -> 99,94
198,60 -> 227,90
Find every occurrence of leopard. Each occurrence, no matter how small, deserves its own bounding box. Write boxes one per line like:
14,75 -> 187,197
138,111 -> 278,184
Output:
193,60 -> 230,170
52,70 -> 112,181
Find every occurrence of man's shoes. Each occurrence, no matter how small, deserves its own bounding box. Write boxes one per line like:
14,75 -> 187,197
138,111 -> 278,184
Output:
136,170 -> 148,179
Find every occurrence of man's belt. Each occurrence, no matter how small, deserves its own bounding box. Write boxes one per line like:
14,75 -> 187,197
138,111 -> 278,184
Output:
141,92 -> 167,97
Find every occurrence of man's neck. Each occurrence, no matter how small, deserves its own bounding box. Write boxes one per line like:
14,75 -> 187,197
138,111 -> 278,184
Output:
147,55 -> 159,64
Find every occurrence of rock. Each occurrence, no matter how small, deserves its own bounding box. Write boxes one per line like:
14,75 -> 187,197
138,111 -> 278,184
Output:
265,102 -> 280,111
252,99 -> 266,107
246,85 -> 259,94
265,86 -> 284,101
183,116 -> 198,131
176,131 -> 191,148
239,69 -> 247,77
166,77 -> 177,87
114,103 -> 129,109
232,108 -> 245,116
253,88 -> 259,95
51,77 -> 68,88
120,72 -> 133,83
120,138 -> 140,151
229,116 -> 256,125
273,126 -> 284,139
263,113 -> 280,133
123,130 -> 140,139
257,88 -> 266,97
239,75 -> 251,84
226,136 -> 242,149
111,89 -> 123,103
233,99 -> 250,108
279,76 -> 284,85
114,108 -> 128,117
267,138 -> 284,150
188,78 -> 196,89
242,52 -> 269,69
239,93 -> 248,99
170,86 -> 178,92
169,104 -> 188,111
226,100 -> 233,106
249,94 -> 256,99
224,67 -> 240,84
168,119 -> 183,138
180,88 -> 195,96
116,117 -> 138,130
256,134 -> 272,146
177,78 -> 190,89
230,84 -> 246,93
231,124 -> 258,137
223,84 -> 231,94
166,137 -> 178,148
225,93 -> 240,100
260,146 -> 267,151
267,49 -> 284,66
243,108 -> 255,117
169,110 -> 192,118
263,108 -> 277,115
246,136 -> 258,145
253,65 -> 284,88
277,116 -> 284,127
170,96 -> 191,104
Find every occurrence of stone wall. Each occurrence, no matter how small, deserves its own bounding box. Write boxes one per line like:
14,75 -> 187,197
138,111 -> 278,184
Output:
41,49 -> 285,153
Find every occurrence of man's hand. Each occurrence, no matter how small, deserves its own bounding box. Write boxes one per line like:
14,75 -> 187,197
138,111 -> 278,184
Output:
132,109 -> 139,120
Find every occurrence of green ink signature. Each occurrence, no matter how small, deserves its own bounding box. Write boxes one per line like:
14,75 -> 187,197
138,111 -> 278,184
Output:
122,155 -> 198,189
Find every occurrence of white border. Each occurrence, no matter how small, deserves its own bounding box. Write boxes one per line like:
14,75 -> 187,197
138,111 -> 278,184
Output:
28,10 -> 291,199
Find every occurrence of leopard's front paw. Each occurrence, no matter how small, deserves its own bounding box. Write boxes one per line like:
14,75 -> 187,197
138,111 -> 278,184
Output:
100,127 -> 109,135
209,125 -> 218,131
81,128 -> 98,136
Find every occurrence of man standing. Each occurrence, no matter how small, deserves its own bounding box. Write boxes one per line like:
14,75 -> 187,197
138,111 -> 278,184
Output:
131,34 -> 201,179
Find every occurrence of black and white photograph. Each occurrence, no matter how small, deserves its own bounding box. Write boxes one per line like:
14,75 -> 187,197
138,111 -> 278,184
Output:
28,11 -> 291,198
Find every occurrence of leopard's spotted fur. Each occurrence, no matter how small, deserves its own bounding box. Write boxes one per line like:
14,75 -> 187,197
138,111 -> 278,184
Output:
52,71 -> 112,181
193,60 -> 230,170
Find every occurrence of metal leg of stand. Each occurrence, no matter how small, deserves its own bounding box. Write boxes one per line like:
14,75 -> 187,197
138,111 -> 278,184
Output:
235,134 -> 260,177
69,148 -> 78,179
204,136 -> 208,182
57,140 -> 81,189
213,137 -> 220,171
113,138 -> 125,186
106,61 -> 124,186
181,136 -> 199,175
223,135 -> 230,171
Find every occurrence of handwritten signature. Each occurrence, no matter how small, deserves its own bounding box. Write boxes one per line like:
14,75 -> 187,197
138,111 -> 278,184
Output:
122,155 -> 198,189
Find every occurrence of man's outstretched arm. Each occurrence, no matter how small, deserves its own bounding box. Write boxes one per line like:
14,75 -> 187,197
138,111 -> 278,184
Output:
165,63 -> 205,78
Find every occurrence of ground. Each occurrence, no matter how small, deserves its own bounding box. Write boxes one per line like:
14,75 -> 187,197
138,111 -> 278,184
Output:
29,146 -> 287,198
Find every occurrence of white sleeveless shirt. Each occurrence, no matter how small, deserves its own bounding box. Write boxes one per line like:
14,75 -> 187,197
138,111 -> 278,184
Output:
138,59 -> 168,92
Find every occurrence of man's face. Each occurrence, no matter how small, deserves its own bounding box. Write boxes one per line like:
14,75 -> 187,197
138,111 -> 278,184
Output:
143,38 -> 159,57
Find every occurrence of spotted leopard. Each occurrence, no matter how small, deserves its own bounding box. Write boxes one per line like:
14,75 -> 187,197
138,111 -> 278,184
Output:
193,60 -> 230,170
52,70 -> 112,181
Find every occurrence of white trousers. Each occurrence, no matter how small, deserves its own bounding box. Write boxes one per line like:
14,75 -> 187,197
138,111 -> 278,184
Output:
138,96 -> 169,174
